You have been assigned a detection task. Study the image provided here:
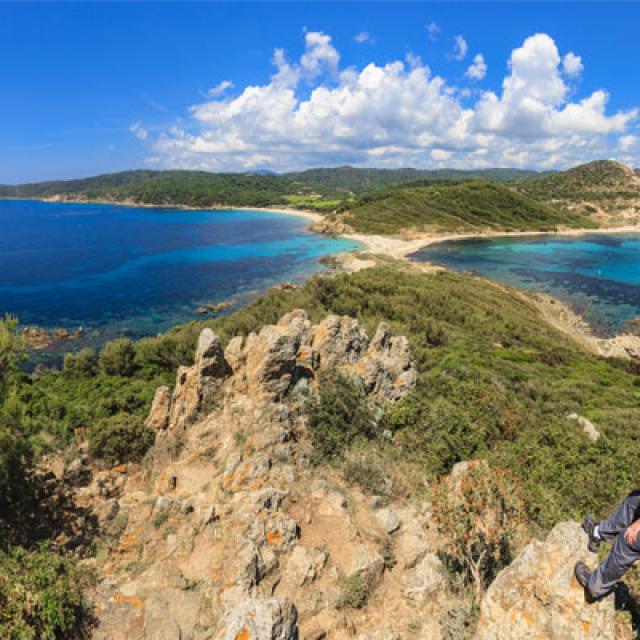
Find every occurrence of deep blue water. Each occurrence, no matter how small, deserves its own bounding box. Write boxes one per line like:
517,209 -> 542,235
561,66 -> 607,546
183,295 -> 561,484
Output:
410,234 -> 640,335
0,199 -> 359,346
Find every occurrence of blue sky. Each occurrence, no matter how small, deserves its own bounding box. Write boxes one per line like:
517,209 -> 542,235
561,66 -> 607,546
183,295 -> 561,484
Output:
2,2 -> 639,182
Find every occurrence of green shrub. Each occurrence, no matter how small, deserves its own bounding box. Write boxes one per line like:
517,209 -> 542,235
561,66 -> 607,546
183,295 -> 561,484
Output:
89,415 -> 154,465
306,371 -> 378,463
63,348 -> 98,377
99,338 -> 137,377
338,573 -> 372,609
0,545 -> 93,640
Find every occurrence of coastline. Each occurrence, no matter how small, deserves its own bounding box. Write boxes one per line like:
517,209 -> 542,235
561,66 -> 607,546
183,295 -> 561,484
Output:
340,224 -> 640,361
8,194 -> 640,359
342,224 -> 640,260
4,195 -> 325,224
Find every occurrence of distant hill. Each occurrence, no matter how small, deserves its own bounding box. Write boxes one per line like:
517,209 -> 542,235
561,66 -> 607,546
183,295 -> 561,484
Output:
338,179 -> 590,234
2,161 -> 637,230
287,166 -> 549,194
0,170 -> 300,208
514,160 -> 640,218
0,166 -> 549,209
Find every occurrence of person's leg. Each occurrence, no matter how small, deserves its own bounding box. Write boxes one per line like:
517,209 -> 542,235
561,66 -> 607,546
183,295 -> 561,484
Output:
597,489 -> 640,541
587,530 -> 640,598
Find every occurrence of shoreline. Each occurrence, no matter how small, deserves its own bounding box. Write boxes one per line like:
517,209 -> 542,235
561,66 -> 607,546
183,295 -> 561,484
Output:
0,195 -> 324,224
340,224 -> 640,360
342,224 -> 640,260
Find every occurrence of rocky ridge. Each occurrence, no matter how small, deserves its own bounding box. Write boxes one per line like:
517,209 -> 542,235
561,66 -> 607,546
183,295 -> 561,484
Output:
66,310 -> 629,639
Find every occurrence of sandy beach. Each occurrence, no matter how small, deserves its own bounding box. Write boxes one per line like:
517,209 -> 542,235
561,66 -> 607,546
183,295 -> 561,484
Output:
342,224 -> 640,260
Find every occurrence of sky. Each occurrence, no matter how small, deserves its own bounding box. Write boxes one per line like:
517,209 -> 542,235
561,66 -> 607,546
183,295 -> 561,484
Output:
2,1 -> 640,182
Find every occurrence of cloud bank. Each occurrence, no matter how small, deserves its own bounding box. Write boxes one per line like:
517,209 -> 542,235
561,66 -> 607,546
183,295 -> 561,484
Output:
139,31 -> 638,172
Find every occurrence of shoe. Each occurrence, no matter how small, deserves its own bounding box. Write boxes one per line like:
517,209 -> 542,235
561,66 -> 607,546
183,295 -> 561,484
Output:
575,561 -> 597,604
574,561 -> 591,589
583,514 -> 601,553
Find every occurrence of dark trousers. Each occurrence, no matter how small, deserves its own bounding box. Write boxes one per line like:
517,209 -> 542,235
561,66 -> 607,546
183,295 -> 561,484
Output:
588,489 -> 640,598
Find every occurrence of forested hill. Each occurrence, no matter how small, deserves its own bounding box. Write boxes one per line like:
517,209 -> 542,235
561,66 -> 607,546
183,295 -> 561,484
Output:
0,166 -> 548,210
1,161 -> 637,231
513,160 -> 640,218
336,179 -> 591,234
286,166 -> 548,193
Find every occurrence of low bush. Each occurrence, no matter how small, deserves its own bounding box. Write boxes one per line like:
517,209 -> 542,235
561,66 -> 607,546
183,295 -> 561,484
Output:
0,545 -> 93,639
63,348 -> 98,377
432,462 -> 525,602
98,338 -> 137,377
89,415 -> 154,465
306,371 -> 378,463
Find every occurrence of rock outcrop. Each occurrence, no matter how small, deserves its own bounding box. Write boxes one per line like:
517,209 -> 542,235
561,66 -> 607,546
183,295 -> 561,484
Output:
475,521 -> 629,640
74,311 -> 626,640
156,309 -> 416,444
83,311 -> 427,640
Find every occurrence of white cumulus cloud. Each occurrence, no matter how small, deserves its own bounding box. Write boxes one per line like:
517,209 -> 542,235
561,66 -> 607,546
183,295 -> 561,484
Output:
452,35 -> 468,61
206,80 -> 233,98
138,30 -> 639,172
562,52 -> 584,78
466,54 -> 487,80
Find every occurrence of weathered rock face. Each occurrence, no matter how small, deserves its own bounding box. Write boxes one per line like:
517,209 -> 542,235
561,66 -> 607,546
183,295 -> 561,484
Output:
355,323 -> 418,402
475,521 -> 628,640
216,598 -> 298,640
85,311 -> 426,640
144,386 -> 171,431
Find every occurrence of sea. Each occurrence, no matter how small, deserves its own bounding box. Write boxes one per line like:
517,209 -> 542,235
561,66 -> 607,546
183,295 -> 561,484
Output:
0,199 -> 359,350
410,233 -> 640,336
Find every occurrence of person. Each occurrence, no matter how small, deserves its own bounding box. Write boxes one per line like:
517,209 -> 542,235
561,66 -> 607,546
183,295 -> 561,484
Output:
575,490 -> 640,601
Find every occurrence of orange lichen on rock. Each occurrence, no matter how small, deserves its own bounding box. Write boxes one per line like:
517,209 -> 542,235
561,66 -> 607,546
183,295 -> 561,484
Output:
113,592 -> 143,609
266,530 -> 283,545
235,628 -> 251,640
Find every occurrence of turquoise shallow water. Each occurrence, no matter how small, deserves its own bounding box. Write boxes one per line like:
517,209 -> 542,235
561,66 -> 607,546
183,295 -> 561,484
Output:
0,200 -> 359,346
410,233 -> 640,336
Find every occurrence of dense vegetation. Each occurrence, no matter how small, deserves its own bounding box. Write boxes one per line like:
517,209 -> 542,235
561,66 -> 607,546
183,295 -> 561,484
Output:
338,179 -> 591,234
0,166 -> 547,203
0,318 -> 93,638
287,166 -> 547,194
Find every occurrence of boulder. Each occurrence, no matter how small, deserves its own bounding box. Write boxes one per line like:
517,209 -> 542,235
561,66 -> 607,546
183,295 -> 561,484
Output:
196,329 -> 230,399
402,553 -> 445,602
567,413 -> 600,442
475,521 -> 628,640
376,507 -> 400,534
216,598 -> 298,640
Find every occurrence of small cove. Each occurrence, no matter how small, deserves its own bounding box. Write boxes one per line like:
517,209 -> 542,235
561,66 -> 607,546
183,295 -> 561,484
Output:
410,233 -> 640,336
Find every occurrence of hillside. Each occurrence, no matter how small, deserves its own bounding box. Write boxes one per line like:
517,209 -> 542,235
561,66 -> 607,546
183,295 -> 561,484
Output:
0,166 -> 548,213
514,160 -> 640,221
0,170 -> 301,209
3,265 -> 640,637
287,166 -> 548,194
336,179 -> 590,235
